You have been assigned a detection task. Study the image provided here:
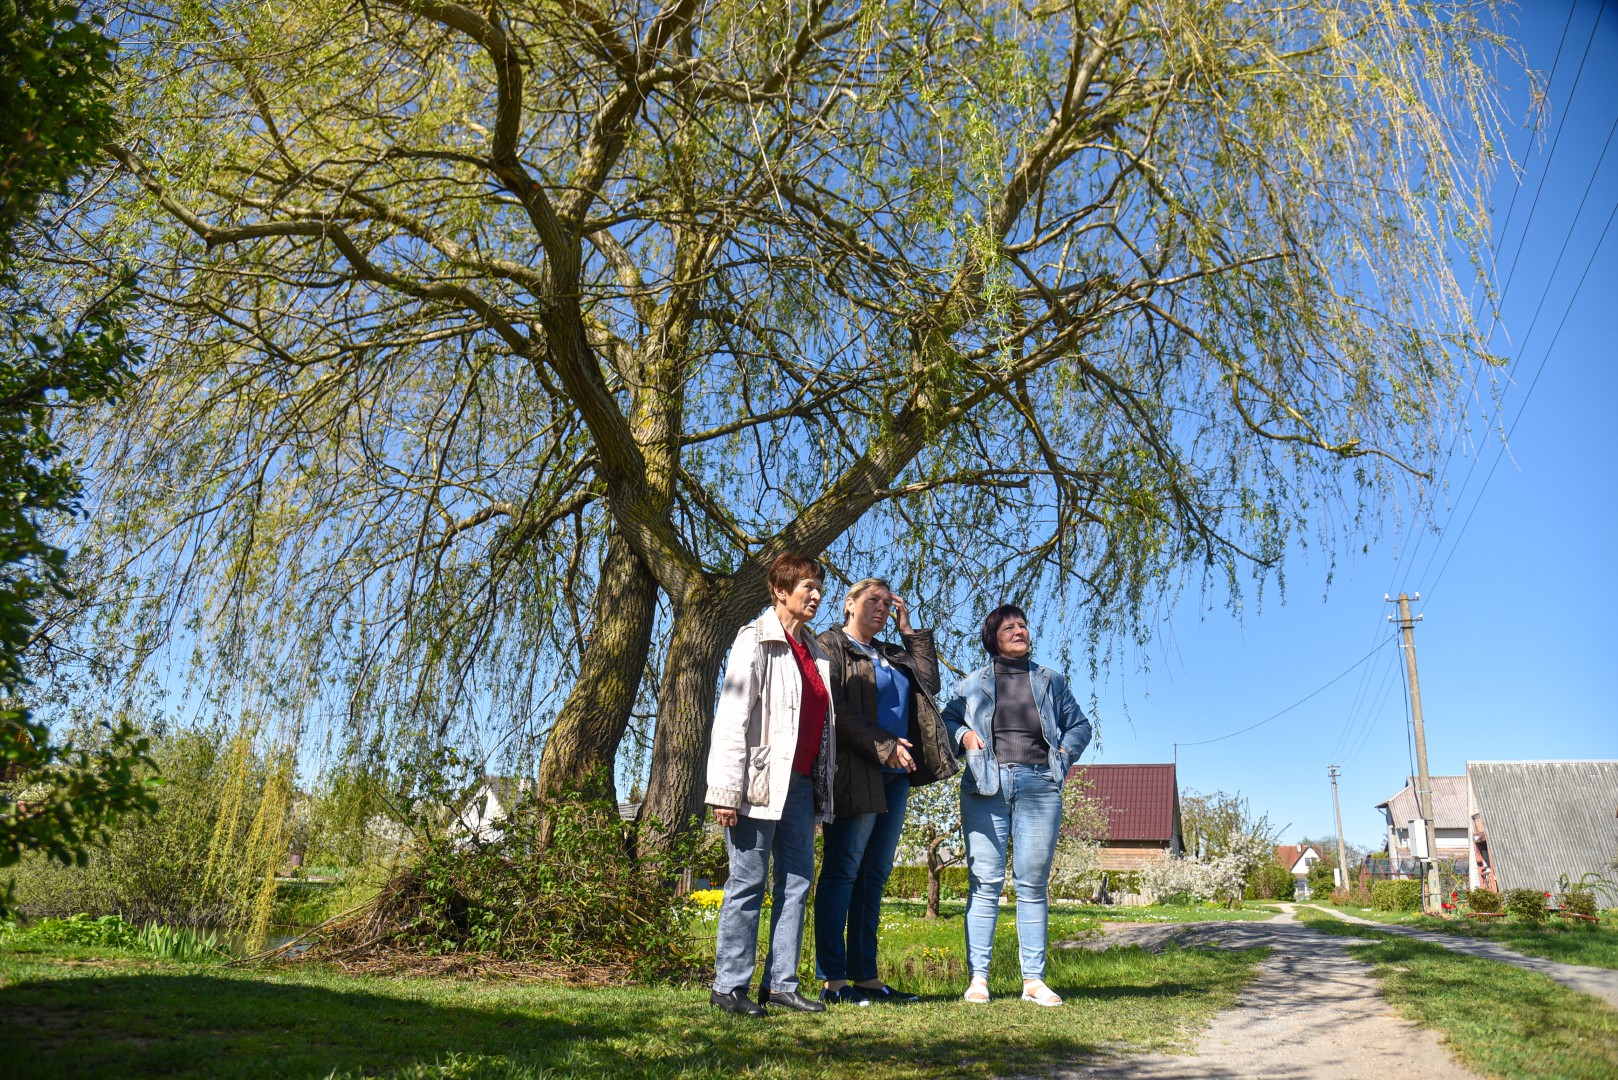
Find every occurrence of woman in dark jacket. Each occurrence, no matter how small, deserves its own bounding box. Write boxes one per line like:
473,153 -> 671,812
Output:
813,578 -> 958,1005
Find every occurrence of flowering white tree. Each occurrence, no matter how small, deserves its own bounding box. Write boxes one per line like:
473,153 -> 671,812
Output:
1143,830 -> 1274,906
1050,774 -> 1110,900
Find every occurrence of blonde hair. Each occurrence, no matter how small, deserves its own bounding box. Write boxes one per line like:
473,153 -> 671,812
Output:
842,577 -> 893,624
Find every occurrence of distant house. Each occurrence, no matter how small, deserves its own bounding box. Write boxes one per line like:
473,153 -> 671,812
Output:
1068,763 -> 1184,870
1375,775 -> 1469,860
455,775 -> 534,842
1466,760 -> 1618,893
1275,843 -> 1323,880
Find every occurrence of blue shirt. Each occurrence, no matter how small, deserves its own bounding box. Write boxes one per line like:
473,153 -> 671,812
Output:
848,634 -> 912,772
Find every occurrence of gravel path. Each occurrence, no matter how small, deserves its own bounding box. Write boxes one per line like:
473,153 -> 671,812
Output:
1297,902 -> 1618,1010
1050,906 -> 1480,1079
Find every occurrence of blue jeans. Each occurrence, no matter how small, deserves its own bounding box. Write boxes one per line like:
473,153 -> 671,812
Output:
814,772 -> 910,982
960,763 -> 1063,980
713,773 -> 816,995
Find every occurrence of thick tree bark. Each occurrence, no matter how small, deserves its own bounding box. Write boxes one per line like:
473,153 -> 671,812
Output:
637,582 -> 747,844
536,529 -> 657,806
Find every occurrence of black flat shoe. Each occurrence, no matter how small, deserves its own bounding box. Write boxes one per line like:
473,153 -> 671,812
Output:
862,983 -> 920,1005
819,985 -> 871,1007
710,987 -> 766,1017
762,989 -> 826,1013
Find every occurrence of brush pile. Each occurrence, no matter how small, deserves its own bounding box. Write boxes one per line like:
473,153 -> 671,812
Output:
247,797 -> 713,984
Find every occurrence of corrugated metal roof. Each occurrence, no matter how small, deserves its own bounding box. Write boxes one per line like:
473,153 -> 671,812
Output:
1069,763 -> 1178,842
1468,761 -> 1618,893
1375,775 -> 1468,830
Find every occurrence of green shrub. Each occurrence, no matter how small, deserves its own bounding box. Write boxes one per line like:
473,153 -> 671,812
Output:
1307,858 -> 1338,898
1371,879 -> 1422,912
1246,860 -> 1296,900
6,728 -> 271,927
1466,887 -> 1501,913
0,913 -> 139,948
1559,889 -> 1597,918
1503,887 -> 1547,923
0,914 -> 230,961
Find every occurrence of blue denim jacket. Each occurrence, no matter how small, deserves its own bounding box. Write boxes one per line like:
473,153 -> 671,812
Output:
940,660 -> 1092,796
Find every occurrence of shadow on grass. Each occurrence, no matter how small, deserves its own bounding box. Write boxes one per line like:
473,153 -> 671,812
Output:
0,944 -> 1263,1080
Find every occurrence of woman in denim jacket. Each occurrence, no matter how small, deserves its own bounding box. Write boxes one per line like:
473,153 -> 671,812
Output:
940,603 -> 1091,1006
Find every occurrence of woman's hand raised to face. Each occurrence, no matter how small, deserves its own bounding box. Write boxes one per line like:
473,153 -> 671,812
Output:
890,594 -> 914,635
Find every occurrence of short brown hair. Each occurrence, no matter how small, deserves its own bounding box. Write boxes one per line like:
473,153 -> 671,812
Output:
767,551 -> 825,600
981,603 -> 1029,656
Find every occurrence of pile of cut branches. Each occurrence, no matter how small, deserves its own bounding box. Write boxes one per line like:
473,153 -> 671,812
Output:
245,796 -> 709,984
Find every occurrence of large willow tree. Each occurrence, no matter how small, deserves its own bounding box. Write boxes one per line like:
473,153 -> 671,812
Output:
46,0 -> 1513,843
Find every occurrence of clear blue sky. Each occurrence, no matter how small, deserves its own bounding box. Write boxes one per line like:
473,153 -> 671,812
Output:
1083,0 -> 1618,851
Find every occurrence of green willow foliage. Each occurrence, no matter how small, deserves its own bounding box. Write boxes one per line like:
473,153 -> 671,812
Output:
43,0 -> 1520,848
7,728 -> 270,928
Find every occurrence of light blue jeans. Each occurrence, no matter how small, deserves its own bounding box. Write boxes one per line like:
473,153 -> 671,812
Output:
713,772 -> 816,995
960,763 -> 1063,980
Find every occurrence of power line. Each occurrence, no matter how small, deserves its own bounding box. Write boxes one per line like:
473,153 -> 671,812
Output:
1392,0 -> 1608,601
1415,77 -> 1618,593
1425,190 -> 1618,599
1344,647 -> 1405,769
1176,639 -> 1391,750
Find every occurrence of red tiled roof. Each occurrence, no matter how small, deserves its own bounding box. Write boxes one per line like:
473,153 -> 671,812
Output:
1274,844 -> 1321,873
1068,763 -> 1179,842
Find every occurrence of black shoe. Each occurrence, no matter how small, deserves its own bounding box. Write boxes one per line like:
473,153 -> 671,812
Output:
710,987 -> 766,1017
819,984 -> 872,1007
761,988 -> 827,1013
862,983 -> 921,1005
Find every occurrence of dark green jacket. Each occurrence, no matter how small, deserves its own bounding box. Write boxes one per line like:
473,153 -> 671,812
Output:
815,626 -> 960,818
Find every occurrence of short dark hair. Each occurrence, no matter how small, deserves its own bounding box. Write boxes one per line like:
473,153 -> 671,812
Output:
981,603 -> 1029,656
767,551 -> 825,600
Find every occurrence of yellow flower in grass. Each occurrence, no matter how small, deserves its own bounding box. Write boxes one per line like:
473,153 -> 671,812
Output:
686,889 -> 726,910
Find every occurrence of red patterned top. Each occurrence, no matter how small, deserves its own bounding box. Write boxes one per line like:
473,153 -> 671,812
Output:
785,632 -> 828,776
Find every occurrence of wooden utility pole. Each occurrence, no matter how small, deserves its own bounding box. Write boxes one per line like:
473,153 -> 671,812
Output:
1389,593 -> 1440,914
1328,764 -> 1350,893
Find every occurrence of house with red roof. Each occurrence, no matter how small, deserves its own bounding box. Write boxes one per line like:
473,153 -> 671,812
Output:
1067,763 -> 1185,870
1274,843 -> 1323,880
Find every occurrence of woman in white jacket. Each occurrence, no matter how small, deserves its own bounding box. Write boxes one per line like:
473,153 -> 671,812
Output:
705,551 -> 837,1017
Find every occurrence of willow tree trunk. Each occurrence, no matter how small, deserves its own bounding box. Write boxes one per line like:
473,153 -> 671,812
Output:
536,530 -> 657,805
637,584 -> 745,845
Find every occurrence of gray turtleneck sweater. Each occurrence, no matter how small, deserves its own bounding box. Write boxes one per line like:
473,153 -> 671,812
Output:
992,656 -> 1049,766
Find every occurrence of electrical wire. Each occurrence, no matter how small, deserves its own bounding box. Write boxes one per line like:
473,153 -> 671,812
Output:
1425,190 -> 1618,600
1176,639 -> 1391,750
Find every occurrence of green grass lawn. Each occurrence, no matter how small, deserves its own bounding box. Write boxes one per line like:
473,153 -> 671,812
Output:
1310,902 -> 1618,970
0,903 -> 1267,1079
1295,909 -> 1618,1079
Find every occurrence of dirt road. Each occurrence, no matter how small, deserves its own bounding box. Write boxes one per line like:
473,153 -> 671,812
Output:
1052,906 -> 1479,1079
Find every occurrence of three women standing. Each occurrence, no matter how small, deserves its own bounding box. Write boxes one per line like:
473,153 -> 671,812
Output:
813,579 -> 958,1006
704,556 -> 1090,1013
941,604 -> 1092,1006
